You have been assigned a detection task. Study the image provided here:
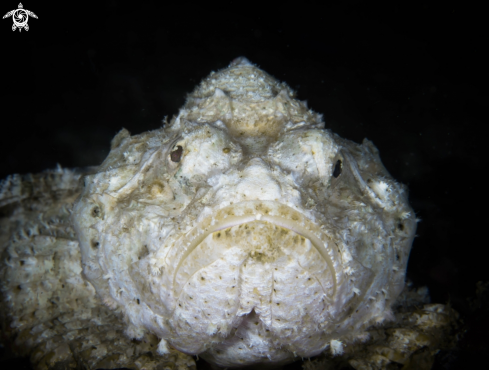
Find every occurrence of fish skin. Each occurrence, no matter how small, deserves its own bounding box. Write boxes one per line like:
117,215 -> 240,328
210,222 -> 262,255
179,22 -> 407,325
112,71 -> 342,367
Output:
0,58 -> 456,370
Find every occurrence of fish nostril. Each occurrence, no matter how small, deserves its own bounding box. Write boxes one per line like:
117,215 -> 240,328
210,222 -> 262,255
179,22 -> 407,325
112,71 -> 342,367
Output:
333,160 -> 342,178
170,145 -> 183,162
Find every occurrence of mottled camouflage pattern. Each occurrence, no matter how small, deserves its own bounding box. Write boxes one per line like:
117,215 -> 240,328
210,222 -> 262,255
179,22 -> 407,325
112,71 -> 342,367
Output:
1,58 -> 457,369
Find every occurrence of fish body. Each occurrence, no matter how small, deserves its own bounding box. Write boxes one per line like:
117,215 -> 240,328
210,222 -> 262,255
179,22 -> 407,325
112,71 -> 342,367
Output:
0,58 -> 455,370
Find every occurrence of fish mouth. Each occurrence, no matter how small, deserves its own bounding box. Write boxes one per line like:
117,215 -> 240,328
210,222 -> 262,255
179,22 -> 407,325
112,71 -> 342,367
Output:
168,200 -> 341,304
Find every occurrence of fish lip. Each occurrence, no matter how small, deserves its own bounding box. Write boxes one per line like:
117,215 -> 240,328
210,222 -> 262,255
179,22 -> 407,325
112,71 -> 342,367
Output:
168,200 -> 340,303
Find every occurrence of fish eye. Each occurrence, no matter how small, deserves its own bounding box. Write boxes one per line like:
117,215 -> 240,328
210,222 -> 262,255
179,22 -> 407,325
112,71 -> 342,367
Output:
332,159 -> 342,178
170,145 -> 183,162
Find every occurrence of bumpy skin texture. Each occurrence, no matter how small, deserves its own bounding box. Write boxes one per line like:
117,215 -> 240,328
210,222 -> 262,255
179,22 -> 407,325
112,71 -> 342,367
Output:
0,170 -> 195,370
0,58 -> 457,369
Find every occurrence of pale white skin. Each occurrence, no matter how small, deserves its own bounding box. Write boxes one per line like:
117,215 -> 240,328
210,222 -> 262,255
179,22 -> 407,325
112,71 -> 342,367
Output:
70,57 -> 416,368
0,58 -> 456,370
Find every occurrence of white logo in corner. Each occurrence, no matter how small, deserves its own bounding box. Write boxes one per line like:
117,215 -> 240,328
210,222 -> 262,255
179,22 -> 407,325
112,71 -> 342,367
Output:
3,3 -> 37,32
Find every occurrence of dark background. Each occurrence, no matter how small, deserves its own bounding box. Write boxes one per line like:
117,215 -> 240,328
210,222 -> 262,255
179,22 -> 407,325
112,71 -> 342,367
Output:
1,0 -> 487,369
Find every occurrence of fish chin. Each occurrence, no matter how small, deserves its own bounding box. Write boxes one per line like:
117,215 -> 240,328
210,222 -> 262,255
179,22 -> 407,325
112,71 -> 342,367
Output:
160,200 -> 374,362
